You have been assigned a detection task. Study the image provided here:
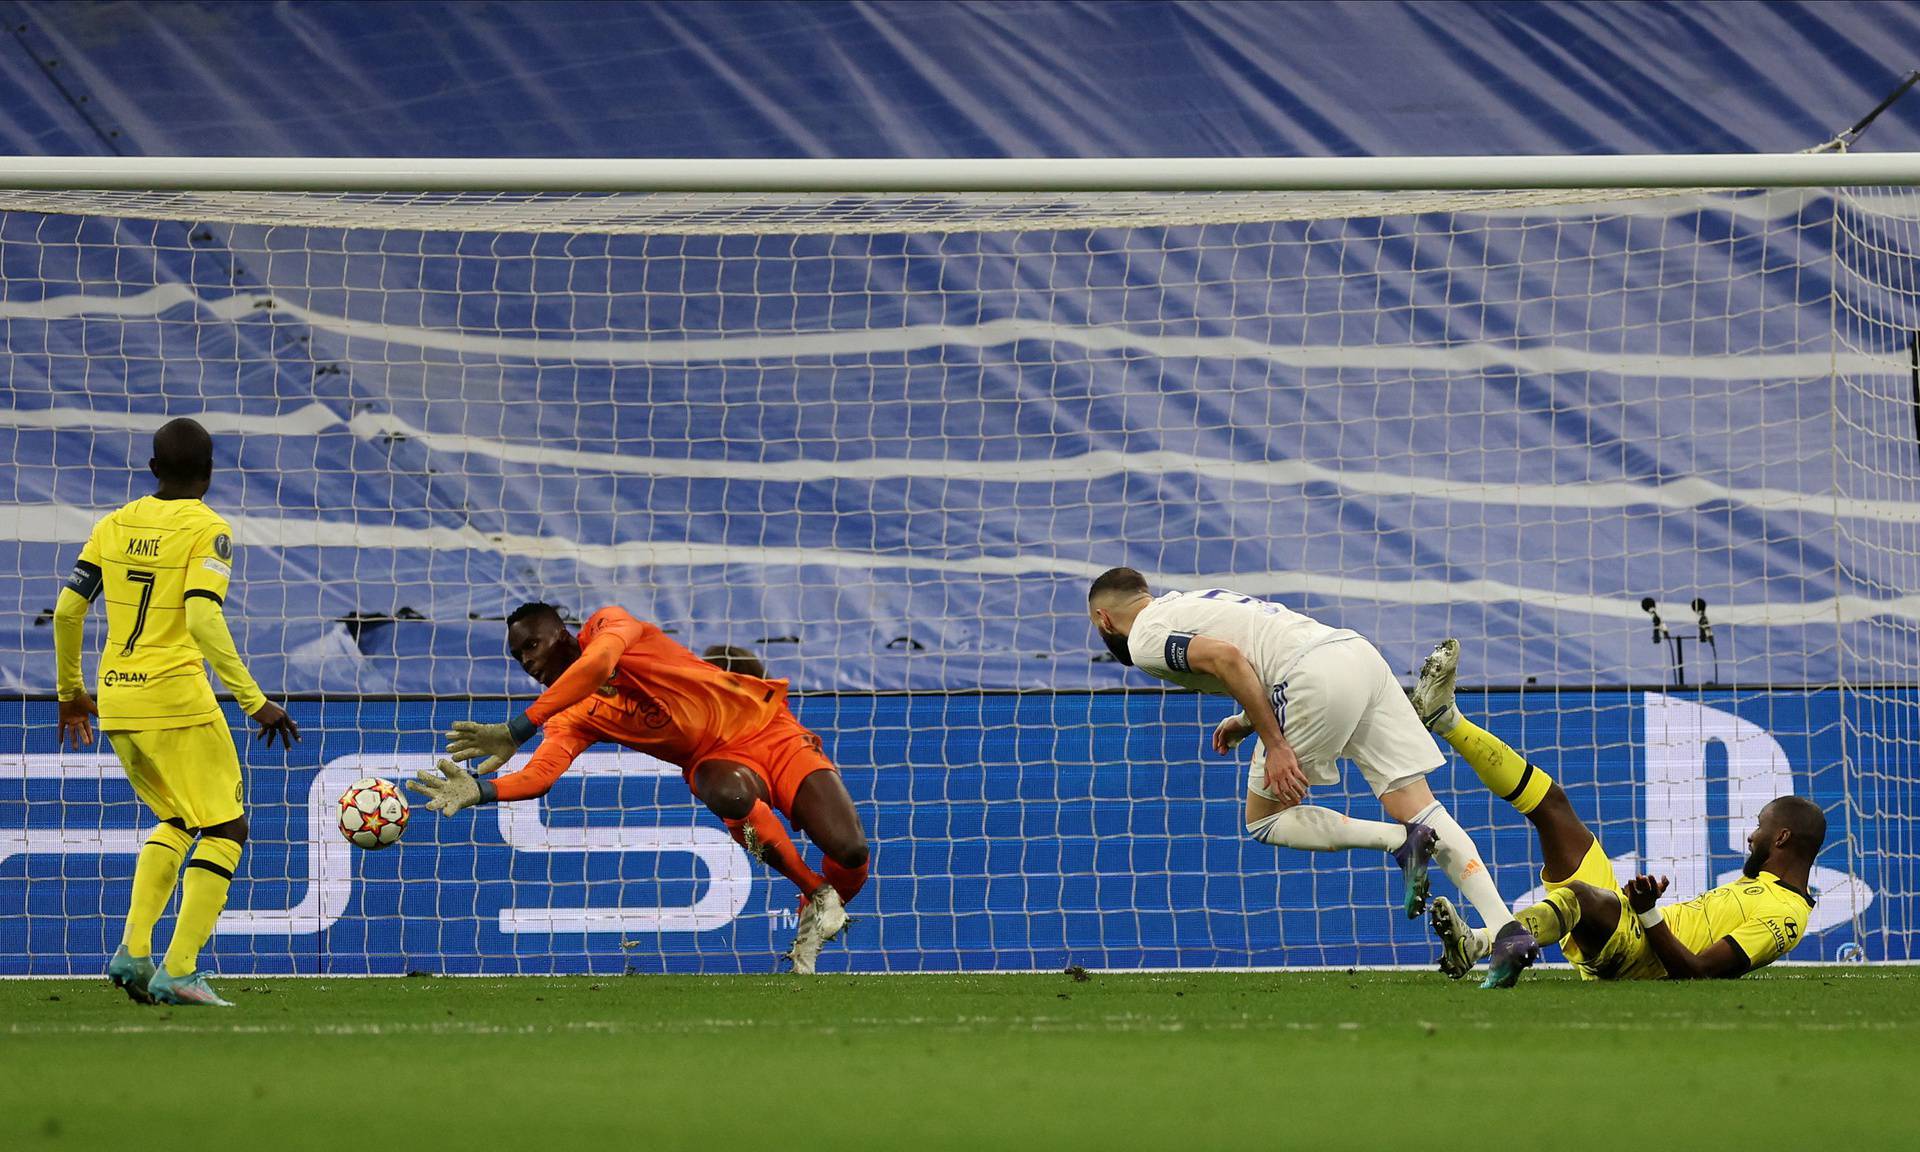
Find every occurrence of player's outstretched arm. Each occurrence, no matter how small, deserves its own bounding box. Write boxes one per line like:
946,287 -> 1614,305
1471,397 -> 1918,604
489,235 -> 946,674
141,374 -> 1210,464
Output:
415,724 -> 597,815
52,585 -> 97,749
480,615 -> 650,760
1624,875 -> 1748,979
522,632 -> 628,721
185,596 -> 300,748
1183,636 -> 1308,805
446,635 -> 621,771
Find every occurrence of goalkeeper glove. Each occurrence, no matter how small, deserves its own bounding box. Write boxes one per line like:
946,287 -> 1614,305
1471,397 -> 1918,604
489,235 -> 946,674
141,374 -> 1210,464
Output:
445,719 -> 520,775
407,758 -> 485,815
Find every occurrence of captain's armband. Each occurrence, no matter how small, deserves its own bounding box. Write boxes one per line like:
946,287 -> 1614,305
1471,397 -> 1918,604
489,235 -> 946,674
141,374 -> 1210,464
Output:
62,559 -> 103,603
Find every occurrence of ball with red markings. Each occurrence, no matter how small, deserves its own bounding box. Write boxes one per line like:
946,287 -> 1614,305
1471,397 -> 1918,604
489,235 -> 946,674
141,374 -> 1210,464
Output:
337,777 -> 409,850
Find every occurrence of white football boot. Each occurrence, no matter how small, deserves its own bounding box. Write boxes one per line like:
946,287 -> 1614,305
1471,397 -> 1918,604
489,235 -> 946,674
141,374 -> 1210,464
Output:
785,885 -> 849,975
1410,638 -> 1462,734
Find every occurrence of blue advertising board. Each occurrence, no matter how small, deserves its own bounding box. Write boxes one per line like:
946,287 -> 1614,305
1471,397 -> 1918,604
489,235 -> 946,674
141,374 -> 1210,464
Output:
0,689 -> 1905,975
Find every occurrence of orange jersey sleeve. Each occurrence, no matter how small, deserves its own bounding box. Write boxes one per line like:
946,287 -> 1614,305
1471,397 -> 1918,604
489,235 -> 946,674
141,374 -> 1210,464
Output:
520,606 -> 790,769
490,715 -> 599,803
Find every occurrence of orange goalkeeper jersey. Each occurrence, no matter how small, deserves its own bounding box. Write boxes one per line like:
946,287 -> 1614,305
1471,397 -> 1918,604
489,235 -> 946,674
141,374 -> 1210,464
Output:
492,606 -> 789,801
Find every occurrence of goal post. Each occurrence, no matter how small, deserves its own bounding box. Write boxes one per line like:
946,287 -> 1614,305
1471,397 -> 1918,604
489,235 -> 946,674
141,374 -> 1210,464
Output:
2,154 -> 1917,974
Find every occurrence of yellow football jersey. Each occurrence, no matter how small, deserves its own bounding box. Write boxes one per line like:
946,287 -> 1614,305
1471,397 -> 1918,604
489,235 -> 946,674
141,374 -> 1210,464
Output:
1660,869 -> 1814,974
64,496 -> 237,731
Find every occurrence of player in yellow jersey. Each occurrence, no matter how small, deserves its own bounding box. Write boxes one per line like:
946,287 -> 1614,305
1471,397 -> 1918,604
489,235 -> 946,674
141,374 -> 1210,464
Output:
52,418 -> 300,1007
1409,639 -> 1823,987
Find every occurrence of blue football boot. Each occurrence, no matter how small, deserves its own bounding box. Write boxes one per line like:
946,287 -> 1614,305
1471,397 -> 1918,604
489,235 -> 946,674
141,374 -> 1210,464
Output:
148,964 -> 234,1007
107,945 -> 156,1005
1479,922 -> 1541,990
1392,821 -> 1440,918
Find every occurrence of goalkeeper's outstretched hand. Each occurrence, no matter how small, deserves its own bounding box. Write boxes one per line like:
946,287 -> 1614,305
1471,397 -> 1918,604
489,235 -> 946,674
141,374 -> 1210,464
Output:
446,720 -> 517,775
407,758 -> 483,815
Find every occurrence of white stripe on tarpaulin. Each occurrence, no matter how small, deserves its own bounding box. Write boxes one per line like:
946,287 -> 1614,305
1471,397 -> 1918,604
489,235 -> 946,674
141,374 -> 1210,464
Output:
0,283 -> 1898,379
0,401 -> 342,437
7,500 -> 1919,625
7,399 -> 1917,524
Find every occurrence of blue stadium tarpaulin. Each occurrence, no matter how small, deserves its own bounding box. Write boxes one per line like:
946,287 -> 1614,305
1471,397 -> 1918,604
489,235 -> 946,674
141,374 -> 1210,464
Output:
5,2 -> 1920,694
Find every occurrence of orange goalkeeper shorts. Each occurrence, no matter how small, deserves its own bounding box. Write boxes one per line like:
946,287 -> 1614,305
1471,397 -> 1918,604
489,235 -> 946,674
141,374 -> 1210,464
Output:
692,711 -> 838,815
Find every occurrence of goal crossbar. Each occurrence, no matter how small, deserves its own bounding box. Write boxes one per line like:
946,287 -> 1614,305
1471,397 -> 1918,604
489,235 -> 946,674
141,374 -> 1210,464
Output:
3,152 -> 1920,193
8,153 -> 1920,237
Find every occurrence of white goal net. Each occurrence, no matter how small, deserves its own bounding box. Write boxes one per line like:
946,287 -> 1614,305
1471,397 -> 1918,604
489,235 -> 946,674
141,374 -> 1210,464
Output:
2,157 -> 1915,974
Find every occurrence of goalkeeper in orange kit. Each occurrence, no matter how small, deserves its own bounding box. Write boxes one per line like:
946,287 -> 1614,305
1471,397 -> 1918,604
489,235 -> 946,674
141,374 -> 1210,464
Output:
408,603 -> 869,972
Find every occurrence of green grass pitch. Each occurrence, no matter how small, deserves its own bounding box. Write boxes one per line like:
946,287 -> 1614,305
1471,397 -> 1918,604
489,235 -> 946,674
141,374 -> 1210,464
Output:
4,968 -> 1916,1150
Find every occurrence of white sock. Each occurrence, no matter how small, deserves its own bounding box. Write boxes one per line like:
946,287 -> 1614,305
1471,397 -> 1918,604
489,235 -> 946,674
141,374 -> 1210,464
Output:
1247,806 -> 1406,853
1412,800 -> 1515,928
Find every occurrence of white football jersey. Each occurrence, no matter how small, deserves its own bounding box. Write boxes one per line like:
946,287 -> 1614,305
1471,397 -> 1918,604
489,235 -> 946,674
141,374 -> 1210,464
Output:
1125,588 -> 1357,693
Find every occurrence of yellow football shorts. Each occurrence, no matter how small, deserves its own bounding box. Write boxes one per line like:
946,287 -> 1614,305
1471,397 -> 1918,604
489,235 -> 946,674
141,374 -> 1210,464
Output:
1543,836 -> 1664,981
107,721 -> 245,829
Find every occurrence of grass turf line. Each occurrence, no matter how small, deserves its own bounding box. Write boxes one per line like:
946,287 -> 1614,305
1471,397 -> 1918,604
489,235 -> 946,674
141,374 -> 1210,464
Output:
4,969 -> 1916,1150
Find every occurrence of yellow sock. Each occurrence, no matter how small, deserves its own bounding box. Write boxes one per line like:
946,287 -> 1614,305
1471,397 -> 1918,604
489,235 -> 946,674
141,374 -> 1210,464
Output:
122,823 -> 193,956
1515,886 -> 1583,946
163,836 -> 242,977
1444,716 -> 1555,814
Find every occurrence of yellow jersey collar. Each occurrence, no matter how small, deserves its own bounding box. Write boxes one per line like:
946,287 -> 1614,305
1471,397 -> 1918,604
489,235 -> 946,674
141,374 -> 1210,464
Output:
1755,869 -> 1815,906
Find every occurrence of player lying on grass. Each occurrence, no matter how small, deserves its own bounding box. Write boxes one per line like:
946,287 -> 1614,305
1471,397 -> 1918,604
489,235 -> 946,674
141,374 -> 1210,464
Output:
53,418 -> 300,1008
1087,568 -> 1515,937
408,604 -> 870,973
1411,639 -> 1823,987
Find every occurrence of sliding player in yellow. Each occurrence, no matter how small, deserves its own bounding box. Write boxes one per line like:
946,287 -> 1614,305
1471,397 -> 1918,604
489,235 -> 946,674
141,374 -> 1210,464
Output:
53,418 -> 300,1007
1411,639 -> 1822,987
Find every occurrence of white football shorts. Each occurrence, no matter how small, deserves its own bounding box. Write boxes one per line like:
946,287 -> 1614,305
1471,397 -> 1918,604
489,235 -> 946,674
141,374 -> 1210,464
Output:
1245,636 -> 1444,801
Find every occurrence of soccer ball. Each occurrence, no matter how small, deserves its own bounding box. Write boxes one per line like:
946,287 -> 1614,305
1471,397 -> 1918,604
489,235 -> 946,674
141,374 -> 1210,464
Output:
338,777 -> 409,850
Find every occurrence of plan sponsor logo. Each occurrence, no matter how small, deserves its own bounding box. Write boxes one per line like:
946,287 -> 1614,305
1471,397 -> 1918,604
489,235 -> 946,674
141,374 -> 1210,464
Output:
100,669 -> 148,687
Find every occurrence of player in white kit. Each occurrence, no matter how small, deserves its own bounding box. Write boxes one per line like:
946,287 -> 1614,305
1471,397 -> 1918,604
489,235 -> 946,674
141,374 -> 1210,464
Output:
1088,567 -> 1516,940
